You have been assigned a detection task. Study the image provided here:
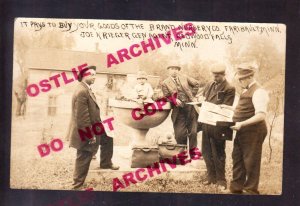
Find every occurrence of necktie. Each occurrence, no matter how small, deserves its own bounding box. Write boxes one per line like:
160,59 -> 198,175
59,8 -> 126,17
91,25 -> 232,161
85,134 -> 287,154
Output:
174,77 -> 180,86
89,88 -> 96,99
214,82 -> 218,90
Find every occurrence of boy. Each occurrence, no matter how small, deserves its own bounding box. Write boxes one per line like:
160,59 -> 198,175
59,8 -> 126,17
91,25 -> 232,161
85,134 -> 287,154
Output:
134,71 -> 154,113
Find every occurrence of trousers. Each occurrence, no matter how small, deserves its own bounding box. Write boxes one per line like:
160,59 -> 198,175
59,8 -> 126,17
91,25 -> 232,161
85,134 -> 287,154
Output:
73,136 -> 113,189
173,104 -> 198,150
230,121 -> 267,194
202,124 -> 226,184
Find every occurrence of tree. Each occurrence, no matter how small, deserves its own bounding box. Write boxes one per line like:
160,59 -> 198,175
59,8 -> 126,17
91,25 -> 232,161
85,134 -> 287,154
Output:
13,30 -> 75,116
225,35 -> 285,162
225,35 -> 285,114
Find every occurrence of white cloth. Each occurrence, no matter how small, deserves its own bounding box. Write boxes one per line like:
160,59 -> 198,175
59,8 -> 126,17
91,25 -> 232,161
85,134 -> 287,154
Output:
242,81 -> 269,114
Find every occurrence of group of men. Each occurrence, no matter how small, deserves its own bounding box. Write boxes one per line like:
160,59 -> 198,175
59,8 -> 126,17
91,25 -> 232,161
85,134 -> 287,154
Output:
67,62 -> 269,195
161,63 -> 269,195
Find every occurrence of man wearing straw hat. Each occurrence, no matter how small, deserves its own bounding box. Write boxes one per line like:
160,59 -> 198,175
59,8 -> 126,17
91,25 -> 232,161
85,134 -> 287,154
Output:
230,63 -> 269,195
161,65 -> 199,152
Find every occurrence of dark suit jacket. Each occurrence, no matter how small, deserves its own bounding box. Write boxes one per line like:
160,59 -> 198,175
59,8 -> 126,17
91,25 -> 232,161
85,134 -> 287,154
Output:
202,79 -> 236,140
161,74 -> 199,123
203,79 -> 235,106
67,82 -> 108,152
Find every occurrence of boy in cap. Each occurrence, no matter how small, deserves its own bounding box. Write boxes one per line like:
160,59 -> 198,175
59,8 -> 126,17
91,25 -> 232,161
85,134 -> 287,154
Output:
230,63 -> 269,194
134,71 -> 154,114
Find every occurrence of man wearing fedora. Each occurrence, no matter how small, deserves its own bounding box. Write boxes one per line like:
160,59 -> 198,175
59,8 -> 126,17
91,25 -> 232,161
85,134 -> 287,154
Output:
67,65 -> 119,190
230,64 -> 269,195
161,65 -> 199,152
201,63 -> 236,190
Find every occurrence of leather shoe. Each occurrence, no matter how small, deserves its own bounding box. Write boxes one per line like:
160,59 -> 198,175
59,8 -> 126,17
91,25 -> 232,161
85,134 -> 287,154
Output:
203,180 -> 216,185
72,182 -> 85,190
229,188 -> 243,194
243,189 -> 259,195
216,181 -> 227,191
217,184 -> 227,192
100,164 -> 120,170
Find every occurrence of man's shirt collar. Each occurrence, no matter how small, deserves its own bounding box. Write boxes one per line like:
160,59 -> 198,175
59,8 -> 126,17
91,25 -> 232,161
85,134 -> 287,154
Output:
83,81 -> 91,90
247,80 -> 256,89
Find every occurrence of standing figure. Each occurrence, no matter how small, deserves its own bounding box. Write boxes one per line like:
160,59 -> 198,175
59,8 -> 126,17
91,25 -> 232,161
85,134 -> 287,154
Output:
201,63 -> 235,190
230,64 -> 269,195
67,65 -> 119,190
161,65 -> 199,151
14,76 -> 28,116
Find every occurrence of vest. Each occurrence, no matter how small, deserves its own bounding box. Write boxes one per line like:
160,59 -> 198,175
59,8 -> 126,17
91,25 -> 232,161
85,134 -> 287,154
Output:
233,83 -> 259,122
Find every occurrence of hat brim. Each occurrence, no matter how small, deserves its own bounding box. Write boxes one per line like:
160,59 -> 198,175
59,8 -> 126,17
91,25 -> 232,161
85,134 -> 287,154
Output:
167,66 -> 181,70
78,66 -> 96,82
212,71 -> 225,74
87,66 -> 96,71
236,72 -> 254,79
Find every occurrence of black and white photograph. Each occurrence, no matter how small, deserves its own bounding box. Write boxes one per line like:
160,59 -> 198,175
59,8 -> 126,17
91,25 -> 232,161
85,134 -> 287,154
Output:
10,18 -> 286,196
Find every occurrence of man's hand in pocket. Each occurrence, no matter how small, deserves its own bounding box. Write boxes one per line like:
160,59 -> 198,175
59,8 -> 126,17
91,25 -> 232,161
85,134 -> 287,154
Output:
88,136 -> 97,144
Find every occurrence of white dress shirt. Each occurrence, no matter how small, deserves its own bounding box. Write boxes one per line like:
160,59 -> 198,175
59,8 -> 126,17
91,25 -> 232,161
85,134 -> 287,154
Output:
242,81 -> 269,114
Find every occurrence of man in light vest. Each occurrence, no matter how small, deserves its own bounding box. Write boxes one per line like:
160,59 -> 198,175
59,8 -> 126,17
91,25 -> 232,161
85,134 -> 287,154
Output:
230,63 -> 269,195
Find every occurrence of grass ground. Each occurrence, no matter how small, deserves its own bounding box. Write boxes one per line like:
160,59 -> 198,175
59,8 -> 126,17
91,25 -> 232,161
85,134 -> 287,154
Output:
10,114 -> 283,194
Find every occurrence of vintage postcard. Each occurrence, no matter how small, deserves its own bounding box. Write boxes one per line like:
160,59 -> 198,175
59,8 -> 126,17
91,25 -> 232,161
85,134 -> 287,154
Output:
11,18 -> 285,195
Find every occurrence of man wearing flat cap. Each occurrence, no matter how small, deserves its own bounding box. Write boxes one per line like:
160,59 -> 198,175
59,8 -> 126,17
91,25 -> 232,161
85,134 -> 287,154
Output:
229,64 -> 269,195
161,65 -> 200,153
201,63 -> 235,190
67,65 -> 119,190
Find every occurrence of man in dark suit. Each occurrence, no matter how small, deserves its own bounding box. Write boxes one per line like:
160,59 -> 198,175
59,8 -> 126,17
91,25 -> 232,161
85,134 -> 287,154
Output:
67,65 -> 119,190
161,65 -> 199,151
201,63 -> 235,190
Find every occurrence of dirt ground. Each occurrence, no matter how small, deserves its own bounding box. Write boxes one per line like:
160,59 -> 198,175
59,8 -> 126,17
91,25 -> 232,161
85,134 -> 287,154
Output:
10,114 -> 283,194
